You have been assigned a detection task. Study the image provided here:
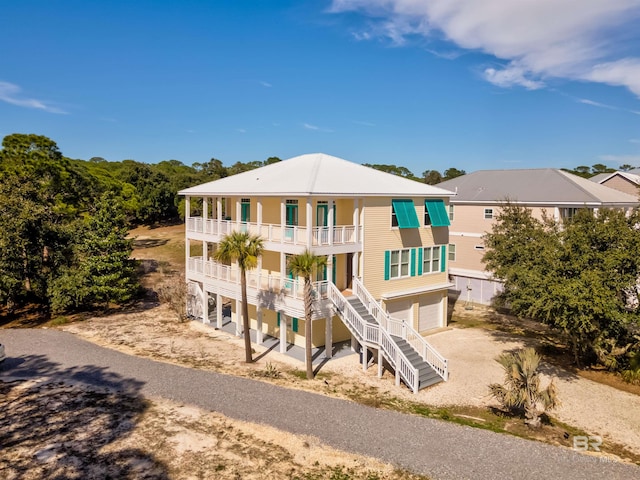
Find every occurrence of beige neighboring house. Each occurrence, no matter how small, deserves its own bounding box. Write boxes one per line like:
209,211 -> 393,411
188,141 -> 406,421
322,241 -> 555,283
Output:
437,168 -> 639,306
179,153 -> 455,392
590,169 -> 640,197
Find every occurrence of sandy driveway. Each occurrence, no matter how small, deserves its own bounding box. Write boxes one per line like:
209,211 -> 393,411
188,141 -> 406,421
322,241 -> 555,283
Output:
425,328 -> 640,455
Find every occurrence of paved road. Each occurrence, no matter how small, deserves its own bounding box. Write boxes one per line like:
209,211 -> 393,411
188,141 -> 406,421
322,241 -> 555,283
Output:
1,329 -> 637,480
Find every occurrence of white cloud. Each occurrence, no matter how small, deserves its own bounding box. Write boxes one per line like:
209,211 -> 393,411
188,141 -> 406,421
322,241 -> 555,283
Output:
303,123 -> 334,132
577,98 -> 617,110
236,128 -> 247,133
330,0 -> 640,96
0,81 -> 67,113
352,120 -> 376,126
259,81 -> 272,88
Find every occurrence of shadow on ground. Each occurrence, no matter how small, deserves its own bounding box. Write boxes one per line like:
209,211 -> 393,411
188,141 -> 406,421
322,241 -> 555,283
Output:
0,355 -> 170,479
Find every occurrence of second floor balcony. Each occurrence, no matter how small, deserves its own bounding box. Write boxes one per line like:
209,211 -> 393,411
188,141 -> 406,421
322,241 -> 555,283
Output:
186,217 -> 361,248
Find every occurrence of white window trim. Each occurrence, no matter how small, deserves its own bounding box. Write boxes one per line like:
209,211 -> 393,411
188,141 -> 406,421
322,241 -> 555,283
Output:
448,244 -> 456,262
484,208 -> 494,219
422,245 -> 441,275
390,248 -> 411,279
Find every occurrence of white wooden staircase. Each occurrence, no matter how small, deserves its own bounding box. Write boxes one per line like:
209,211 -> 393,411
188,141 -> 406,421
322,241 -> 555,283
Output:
328,278 -> 448,393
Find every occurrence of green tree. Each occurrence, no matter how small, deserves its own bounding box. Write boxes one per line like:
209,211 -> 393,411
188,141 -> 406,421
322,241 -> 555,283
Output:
489,348 -> 559,428
443,167 -> 466,180
422,169 -> 443,185
287,250 -> 327,379
363,163 -> 419,180
214,231 -> 264,363
619,164 -> 634,172
49,193 -> 140,313
484,204 -> 640,368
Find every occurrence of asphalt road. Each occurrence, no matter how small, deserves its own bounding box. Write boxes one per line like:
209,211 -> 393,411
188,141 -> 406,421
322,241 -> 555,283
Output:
1,328 -> 637,480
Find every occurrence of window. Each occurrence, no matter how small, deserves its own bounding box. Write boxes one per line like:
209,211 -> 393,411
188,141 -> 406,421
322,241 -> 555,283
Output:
389,249 -> 411,279
448,244 -> 456,262
241,198 -> 250,223
449,204 -> 454,222
484,208 -> 494,219
422,246 -> 441,274
560,207 -> 583,221
391,199 -> 420,229
424,199 -> 450,227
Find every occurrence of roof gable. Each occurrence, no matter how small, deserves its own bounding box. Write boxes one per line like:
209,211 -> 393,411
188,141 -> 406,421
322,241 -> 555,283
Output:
180,153 -> 454,197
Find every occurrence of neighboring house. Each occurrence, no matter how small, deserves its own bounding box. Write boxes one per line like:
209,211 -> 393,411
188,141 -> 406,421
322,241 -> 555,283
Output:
437,168 -> 639,306
179,153 -> 454,392
589,170 -> 640,197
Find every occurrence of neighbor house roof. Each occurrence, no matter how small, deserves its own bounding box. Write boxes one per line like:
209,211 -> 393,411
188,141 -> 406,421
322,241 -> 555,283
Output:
436,168 -> 638,206
180,153 -> 455,198
589,171 -> 640,186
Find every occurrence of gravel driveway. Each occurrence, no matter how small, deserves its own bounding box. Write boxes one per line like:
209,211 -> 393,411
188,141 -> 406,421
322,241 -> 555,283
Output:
1,329 -> 638,480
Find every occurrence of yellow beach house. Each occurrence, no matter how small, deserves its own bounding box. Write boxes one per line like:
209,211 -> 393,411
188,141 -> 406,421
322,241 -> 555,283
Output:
179,153 -> 455,392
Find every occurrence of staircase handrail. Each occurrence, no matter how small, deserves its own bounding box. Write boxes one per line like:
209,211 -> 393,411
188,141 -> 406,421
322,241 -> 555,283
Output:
352,276 -> 449,381
328,282 -> 419,393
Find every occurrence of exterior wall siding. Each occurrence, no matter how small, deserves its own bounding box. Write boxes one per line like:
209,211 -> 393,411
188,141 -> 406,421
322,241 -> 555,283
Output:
601,176 -> 640,196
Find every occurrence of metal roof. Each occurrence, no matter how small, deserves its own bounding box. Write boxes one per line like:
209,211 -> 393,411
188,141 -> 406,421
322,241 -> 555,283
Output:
180,153 -> 455,197
437,168 -> 638,206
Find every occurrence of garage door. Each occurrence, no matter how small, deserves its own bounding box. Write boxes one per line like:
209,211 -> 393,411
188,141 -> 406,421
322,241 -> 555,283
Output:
418,293 -> 442,332
386,299 -> 412,324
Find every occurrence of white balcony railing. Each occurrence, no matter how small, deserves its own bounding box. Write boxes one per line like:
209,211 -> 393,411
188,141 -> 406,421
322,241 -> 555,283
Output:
186,218 -> 360,247
187,256 -> 329,304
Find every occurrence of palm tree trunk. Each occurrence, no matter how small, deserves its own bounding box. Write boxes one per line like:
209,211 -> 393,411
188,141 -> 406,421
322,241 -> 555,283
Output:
304,277 -> 314,379
240,270 -> 252,363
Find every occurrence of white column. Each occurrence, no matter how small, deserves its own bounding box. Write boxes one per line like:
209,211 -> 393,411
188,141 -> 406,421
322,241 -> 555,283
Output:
256,308 -> 263,344
185,238 -> 191,274
306,197 -> 313,248
327,255 -> 334,284
257,197 -> 263,235
352,252 -> 359,279
325,315 -> 333,359
235,298 -> 242,336
217,197 -> 222,231
203,196 -> 208,220
328,198 -> 335,246
203,241 -> 208,263
185,196 -> 191,221
216,293 -> 223,329
280,198 -> 286,245
377,349 -> 383,378
236,197 -> 241,228
362,345 -> 368,371
279,314 -> 287,353
202,289 -> 209,324
353,198 -> 359,243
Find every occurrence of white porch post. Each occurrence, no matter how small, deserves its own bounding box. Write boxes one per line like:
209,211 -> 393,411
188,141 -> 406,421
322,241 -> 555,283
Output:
185,196 -> 191,222
279,313 -> 287,353
203,241 -> 208,263
362,345 -> 368,371
256,307 -> 263,344
328,198 -> 335,246
280,198 -> 285,245
327,254 -> 334,284
352,252 -> 360,279
377,349 -> 383,378
202,289 -> 209,324
216,293 -> 223,329
217,197 -> 222,231
325,315 -> 333,359
185,238 -> 191,273
236,197 -> 241,228
203,196 -> 208,233
353,198 -> 359,243
235,298 -> 242,336
257,197 -> 263,238
306,198 -> 313,247
350,335 -> 358,352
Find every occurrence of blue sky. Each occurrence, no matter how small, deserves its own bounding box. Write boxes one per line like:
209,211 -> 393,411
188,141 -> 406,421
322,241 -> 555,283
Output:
2,0 -> 640,175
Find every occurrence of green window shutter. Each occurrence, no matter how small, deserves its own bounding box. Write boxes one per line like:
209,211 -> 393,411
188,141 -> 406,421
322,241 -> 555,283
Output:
292,317 -> 298,333
440,245 -> 446,272
391,199 -> 420,229
425,199 -> 451,227
417,248 -> 423,276
384,250 -> 390,280
277,312 -> 280,327
410,248 -> 416,276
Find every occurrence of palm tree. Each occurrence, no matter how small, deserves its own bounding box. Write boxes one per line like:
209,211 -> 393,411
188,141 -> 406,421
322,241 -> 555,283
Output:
489,348 -> 560,428
214,231 -> 264,363
288,249 -> 327,379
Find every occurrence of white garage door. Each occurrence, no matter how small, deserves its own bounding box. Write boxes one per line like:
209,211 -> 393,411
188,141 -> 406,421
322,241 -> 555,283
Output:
386,299 -> 412,324
419,293 -> 442,332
